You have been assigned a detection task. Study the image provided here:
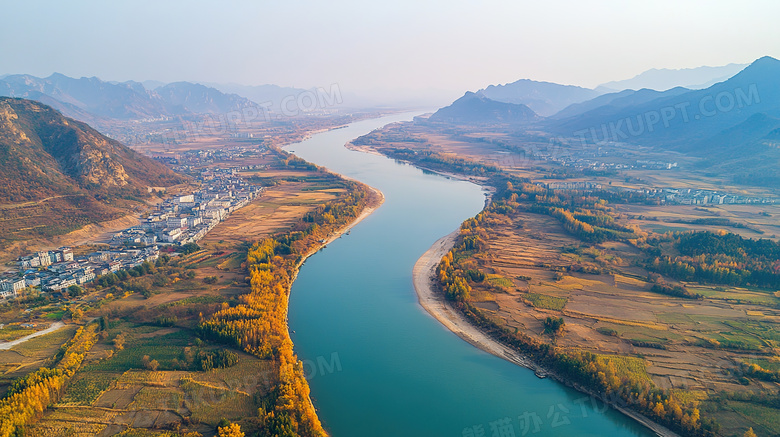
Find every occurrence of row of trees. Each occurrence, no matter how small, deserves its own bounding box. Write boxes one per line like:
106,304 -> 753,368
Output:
432,180 -> 717,436
739,362 -> 780,382
199,178 -> 373,437
0,323 -> 99,436
380,148 -> 500,176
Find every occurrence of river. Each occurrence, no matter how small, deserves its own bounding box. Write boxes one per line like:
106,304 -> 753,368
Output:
284,113 -> 653,437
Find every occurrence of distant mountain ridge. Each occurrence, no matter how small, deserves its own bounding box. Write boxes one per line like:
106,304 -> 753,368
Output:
476,79 -> 602,116
548,56 -> 780,152
0,73 -> 171,120
0,73 -> 259,122
551,87 -> 691,119
598,63 -> 747,92
204,82 -> 310,110
154,82 -> 255,114
428,92 -> 538,125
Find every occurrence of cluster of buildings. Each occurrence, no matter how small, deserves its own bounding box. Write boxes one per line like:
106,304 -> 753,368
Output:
659,188 -> 778,205
2,167 -> 263,301
544,181 -> 603,190
539,181 -> 777,206
153,147 -> 268,172
561,158 -> 678,172
518,139 -> 678,172
112,168 -> 262,247
2,246 -> 158,299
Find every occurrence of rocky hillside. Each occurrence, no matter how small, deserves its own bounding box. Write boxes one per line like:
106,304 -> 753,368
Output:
0,97 -> 186,245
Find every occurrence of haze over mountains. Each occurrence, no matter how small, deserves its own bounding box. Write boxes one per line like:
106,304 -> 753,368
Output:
476,80 -> 601,116
549,56 -> 780,151
467,62 -> 748,118
597,63 -> 748,92
0,97 -> 183,202
431,56 -> 780,187
0,74 -> 262,123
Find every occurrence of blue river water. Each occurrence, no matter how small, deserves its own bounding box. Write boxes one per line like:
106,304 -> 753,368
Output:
284,113 -> 653,437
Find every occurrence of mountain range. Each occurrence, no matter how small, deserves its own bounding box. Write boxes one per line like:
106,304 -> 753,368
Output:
476,79 -> 602,117
548,56 -> 780,152
0,74 -> 260,124
0,97 -> 184,203
467,63 -> 746,117
0,97 -> 186,244
430,56 -> 780,187
597,63 -> 748,92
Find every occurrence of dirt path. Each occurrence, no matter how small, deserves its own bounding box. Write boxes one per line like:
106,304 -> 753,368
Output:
0,195 -> 79,210
412,231 -> 679,437
0,322 -> 66,350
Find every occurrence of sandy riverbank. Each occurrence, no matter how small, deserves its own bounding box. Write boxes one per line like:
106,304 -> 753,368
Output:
413,231 -> 679,437
413,231 -> 539,369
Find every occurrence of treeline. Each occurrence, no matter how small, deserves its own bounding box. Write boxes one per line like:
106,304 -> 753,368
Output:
0,323 -> 99,437
380,148 -> 499,176
450,298 -> 716,435
199,178 -> 372,437
434,192 -> 717,436
483,178 -> 643,244
738,362 -> 780,382
650,283 -> 703,300
646,231 -> 780,290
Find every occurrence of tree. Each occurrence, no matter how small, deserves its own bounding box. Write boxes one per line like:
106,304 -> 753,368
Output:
744,428 -> 757,437
113,333 -> 125,350
217,423 -> 244,437
70,308 -> 84,322
142,355 -> 159,371
543,317 -> 565,335
67,284 -> 83,297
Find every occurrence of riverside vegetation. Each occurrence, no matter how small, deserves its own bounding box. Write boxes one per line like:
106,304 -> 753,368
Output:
437,179 -> 716,436
199,179 -> 372,436
0,147 -> 375,436
359,122 -> 780,436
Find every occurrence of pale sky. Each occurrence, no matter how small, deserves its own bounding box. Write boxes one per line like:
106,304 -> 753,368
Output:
3,0 -> 779,98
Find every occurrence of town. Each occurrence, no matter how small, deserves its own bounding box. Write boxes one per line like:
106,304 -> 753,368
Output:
541,181 -> 778,205
0,167 -> 263,300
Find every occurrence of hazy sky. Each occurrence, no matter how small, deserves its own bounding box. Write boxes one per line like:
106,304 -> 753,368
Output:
3,0 -> 779,97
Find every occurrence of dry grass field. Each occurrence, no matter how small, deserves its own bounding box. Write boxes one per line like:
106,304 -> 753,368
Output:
27,323 -> 274,436
0,151 -> 360,435
461,207 -> 780,435
365,120 -> 780,435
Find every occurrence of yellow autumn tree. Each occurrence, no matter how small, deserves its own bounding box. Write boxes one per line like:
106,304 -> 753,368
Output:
218,423 -> 245,437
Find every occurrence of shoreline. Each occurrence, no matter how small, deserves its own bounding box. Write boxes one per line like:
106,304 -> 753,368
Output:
293,185 -> 384,278
412,232 -> 679,437
285,183 -> 384,435
343,137 -> 678,437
